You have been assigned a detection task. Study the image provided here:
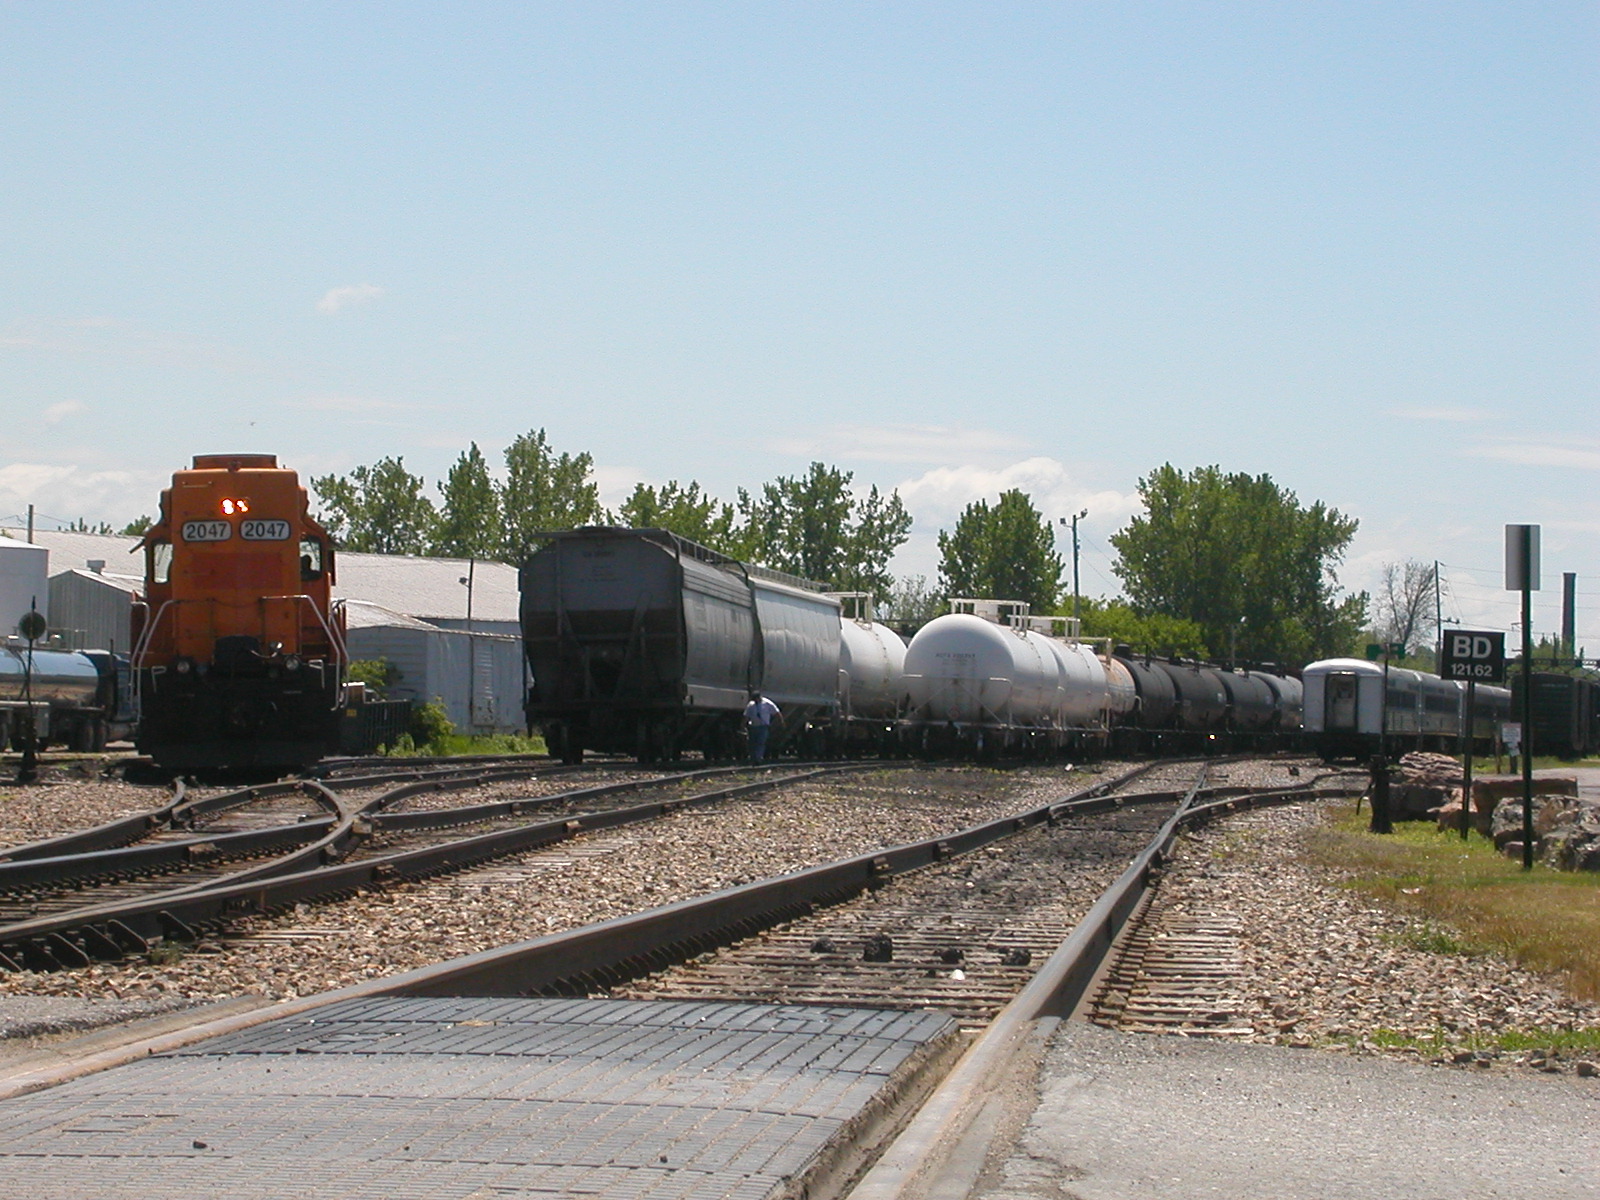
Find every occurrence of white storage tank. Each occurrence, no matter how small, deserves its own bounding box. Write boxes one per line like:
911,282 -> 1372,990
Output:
839,616 -> 907,721
904,612 -> 1063,728
1100,654 -> 1139,723
1053,639 -> 1110,727
0,536 -> 50,638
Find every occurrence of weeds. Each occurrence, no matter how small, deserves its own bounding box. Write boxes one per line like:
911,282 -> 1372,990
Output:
1343,1026 -> 1600,1056
1305,800 -> 1600,1001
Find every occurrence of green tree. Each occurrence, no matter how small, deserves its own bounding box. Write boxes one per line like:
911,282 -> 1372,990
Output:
739,462 -> 856,582
310,457 -> 438,554
66,517 -> 116,534
615,480 -> 739,552
879,573 -> 942,627
1077,597 -> 1209,658
840,485 -> 912,602
936,490 -> 1063,612
1109,464 -> 1366,664
734,463 -> 912,600
431,442 -> 502,560
119,515 -> 153,536
500,429 -> 604,564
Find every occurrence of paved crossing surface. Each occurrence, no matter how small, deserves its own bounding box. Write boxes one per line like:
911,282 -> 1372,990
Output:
2,996 -> 956,1199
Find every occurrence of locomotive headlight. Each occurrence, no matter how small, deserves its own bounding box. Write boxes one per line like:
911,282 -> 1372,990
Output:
283,655 -> 302,672
175,657 -> 195,676
220,497 -> 250,516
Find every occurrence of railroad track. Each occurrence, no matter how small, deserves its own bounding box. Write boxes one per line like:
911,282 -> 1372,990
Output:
0,761 -> 897,972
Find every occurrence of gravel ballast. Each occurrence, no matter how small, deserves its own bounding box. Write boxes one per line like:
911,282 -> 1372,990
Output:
1,758 -> 1594,1085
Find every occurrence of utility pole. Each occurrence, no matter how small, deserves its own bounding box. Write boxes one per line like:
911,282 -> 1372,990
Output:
1434,560 -> 1443,661
1069,509 -> 1086,624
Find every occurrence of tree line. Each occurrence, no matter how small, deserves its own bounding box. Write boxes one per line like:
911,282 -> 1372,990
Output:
308,432 -> 1370,662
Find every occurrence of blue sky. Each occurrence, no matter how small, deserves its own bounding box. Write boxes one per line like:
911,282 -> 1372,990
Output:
4,3 -> 1596,648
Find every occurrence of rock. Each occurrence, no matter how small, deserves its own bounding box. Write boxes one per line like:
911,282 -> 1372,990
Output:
1490,795 -> 1581,850
862,934 -> 894,963
1397,752 -> 1464,787
1473,777 -> 1577,835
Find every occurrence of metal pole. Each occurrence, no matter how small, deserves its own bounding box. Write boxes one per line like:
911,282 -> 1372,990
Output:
1562,572 -> 1576,665
1521,569 -> 1534,870
1434,560 -> 1443,663
1370,645 -> 1393,834
1460,678 -> 1474,841
1071,510 -> 1085,623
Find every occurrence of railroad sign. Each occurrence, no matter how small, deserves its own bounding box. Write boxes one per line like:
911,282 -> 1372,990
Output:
1364,642 -> 1405,661
1439,628 -> 1506,683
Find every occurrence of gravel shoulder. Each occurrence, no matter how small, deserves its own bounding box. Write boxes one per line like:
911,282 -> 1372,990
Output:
1158,800 -> 1600,1068
971,798 -> 1600,1200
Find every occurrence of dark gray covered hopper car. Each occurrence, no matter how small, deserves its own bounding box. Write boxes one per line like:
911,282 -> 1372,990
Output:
520,528 -> 840,762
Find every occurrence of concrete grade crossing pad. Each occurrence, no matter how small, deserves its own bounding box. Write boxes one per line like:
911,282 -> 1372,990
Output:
0,997 -> 958,1200
972,1020 -> 1600,1200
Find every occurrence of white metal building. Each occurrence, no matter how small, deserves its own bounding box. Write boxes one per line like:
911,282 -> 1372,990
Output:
344,600 -> 526,735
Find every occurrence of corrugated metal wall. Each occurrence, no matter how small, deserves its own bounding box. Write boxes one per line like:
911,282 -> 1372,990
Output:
47,572 -> 135,653
347,623 -> 523,734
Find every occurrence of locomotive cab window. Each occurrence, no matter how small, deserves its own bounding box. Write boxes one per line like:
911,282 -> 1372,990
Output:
299,538 -> 324,581
148,539 -> 172,584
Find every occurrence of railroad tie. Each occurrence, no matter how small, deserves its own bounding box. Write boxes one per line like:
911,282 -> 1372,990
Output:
1090,913 -> 1253,1037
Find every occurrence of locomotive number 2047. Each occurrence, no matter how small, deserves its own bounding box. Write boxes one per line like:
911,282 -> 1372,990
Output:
241,519 -> 292,541
180,520 -> 231,542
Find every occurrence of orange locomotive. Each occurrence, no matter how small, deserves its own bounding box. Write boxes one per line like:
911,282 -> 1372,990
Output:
132,454 -> 347,769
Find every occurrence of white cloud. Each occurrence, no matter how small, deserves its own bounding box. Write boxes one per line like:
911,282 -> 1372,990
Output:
43,400 -> 86,424
894,457 -> 1139,527
887,456 -> 1141,582
0,462 -> 163,530
294,394 -> 407,415
773,423 -> 1032,466
1392,406 -> 1492,423
316,284 -> 385,314
1466,438 -> 1600,471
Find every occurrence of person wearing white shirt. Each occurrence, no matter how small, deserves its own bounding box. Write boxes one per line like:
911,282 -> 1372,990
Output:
743,692 -> 782,763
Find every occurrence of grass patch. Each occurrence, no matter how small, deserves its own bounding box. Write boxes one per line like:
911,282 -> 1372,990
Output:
1304,800 -> 1600,1002
1343,1026 -> 1600,1056
381,731 -> 548,757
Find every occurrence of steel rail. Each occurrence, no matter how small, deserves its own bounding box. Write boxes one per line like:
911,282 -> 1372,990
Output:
0,762 -> 829,940
845,768 -> 1363,1200
309,762 -> 1180,1000
0,780 -> 189,863
0,763 -> 883,971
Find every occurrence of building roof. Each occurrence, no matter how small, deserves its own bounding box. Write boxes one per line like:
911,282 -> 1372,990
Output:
2,528 -> 521,625
343,599 -> 447,632
336,552 -> 519,624
54,566 -> 144,595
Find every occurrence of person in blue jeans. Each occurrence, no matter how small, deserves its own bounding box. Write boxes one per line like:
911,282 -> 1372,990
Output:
744,691 -> 782,763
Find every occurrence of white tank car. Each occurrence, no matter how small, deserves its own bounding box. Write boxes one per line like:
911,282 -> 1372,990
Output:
903,612 -> 1056,726
838,614 -> 908,721
1099,653 -> 1139,723
1042,636 -> 1110,727
902,602 -> 1108,733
